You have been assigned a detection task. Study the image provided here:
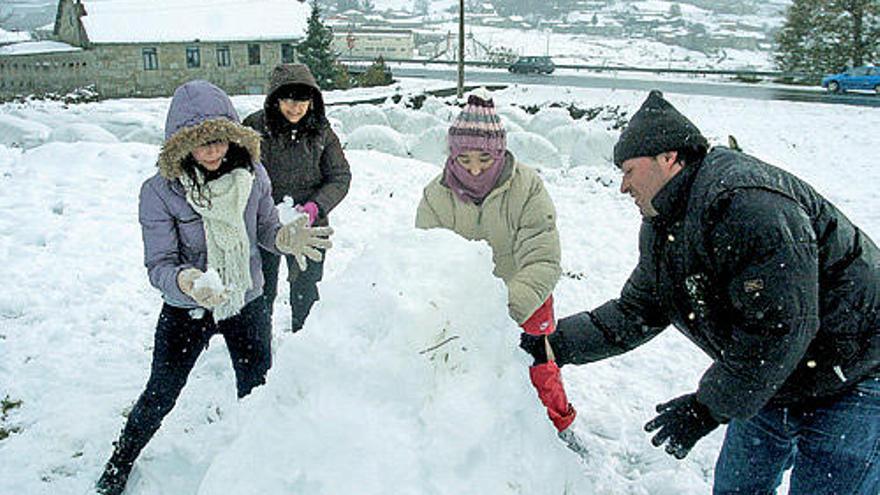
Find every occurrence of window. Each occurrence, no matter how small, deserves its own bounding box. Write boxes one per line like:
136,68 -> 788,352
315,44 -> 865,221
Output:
281,43 -> 295,63
248,44 -> 261,65
217,46 -> 231,67
142,47 -> 158,70
186,47 -> 200,68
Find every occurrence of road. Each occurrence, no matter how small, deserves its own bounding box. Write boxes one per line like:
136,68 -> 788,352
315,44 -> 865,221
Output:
392,66 -> 880,108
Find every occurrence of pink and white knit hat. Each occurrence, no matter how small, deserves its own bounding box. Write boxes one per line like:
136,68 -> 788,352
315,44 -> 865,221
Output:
447,90 -> 506,156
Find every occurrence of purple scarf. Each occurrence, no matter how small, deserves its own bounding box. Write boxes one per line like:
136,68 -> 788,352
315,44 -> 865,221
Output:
443,150 -> 506,204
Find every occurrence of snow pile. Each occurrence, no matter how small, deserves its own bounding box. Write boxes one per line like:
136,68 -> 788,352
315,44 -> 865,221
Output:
527,107 -> 574,136
507,131 -> 565,169
406,124 -> 449,166
197,228 -> 592,494
496,104 -> 532,130
419,96 -> 459,123
568,126 -> 619,168
328,105 -> 390,134
0,114 -> 51,149
48,123 -> 120,144
346,124 -> 409,156
383,105 -> 445,134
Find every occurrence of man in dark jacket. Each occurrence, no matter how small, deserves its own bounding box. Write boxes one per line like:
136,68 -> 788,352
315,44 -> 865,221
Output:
244,64 -> 351,332
521,90 -> 880,494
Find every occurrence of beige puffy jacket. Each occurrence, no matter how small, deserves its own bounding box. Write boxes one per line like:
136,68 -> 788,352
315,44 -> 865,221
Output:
415,155 -> 561,324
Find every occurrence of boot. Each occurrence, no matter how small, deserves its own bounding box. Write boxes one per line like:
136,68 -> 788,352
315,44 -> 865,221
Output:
95,438 -> 136,495
95,459 -> 132,495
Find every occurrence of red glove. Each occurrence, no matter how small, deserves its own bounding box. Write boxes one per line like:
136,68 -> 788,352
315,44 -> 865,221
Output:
520,295 -> 555,336
296,201 -> 320,226
529,361 -> 577,431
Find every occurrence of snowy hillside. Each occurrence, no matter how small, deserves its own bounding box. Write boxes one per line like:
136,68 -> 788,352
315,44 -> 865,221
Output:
0,79 -> 878,494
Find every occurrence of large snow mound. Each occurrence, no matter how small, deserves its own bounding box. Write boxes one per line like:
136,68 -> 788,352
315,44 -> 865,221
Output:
197,228 -> 593,494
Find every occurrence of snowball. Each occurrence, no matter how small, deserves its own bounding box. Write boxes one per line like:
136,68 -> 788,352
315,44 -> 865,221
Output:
194,268 -> 224,293
277,196 -> 308,225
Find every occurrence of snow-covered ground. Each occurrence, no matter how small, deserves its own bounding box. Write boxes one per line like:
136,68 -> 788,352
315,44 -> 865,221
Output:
0,79 -> 878,494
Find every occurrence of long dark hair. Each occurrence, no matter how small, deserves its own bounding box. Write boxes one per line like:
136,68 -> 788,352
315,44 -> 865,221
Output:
180,142 -> 253,208
265,83 -> 328,138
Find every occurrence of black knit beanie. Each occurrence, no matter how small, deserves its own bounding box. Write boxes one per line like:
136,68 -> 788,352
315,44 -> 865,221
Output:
613,90 -> 708,167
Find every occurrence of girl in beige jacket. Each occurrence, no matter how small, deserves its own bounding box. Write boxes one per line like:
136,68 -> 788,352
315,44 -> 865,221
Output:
415,92 -> 581,447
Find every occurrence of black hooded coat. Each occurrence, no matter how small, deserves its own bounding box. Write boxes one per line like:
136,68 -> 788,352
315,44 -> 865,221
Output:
243,64 -> 351,227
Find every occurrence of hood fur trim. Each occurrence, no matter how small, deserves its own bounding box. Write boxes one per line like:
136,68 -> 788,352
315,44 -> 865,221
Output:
158,118 -> 261,179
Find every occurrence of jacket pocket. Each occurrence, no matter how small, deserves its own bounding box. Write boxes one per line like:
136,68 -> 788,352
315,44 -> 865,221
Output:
176,215 -> 206,257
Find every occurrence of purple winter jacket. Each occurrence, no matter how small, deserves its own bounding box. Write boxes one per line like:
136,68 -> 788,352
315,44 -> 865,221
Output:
139,80 -> 282,309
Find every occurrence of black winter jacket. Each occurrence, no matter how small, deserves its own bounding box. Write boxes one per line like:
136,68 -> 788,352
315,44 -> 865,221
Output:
243,65 -> 351,227
551,147 -> 880,421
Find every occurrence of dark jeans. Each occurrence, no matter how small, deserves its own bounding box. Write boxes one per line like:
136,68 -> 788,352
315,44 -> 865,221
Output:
713,376 -> 880,495
259,246 -> 323,331
109,297 -> 271,468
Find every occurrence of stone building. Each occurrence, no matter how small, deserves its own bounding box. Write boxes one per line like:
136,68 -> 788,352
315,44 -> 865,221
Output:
0,0 -> 311,99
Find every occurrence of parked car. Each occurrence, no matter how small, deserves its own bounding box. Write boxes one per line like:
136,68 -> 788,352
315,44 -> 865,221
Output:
821,65 -> 880,94
508,56 -> 555,75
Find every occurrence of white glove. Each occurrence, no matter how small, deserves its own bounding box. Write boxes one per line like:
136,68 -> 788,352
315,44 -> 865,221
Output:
177,268 -> 228,308
275,215 -> 334,271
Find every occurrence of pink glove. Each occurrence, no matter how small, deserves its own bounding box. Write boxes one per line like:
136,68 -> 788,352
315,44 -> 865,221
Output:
296,201 -> 320,226
520,295 -> 556,336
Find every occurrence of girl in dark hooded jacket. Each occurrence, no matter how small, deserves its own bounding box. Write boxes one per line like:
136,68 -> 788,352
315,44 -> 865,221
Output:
95,80 -> 332,495
243,63 -> 351,332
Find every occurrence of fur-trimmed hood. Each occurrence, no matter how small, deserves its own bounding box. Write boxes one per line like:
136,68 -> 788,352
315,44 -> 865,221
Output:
158,80 -> 261,179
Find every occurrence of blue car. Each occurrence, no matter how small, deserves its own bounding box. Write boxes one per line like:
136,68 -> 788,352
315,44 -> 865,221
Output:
821,65 -> 880,94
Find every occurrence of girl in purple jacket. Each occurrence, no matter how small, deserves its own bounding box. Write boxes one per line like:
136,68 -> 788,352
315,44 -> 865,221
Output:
95,80 -> 332,495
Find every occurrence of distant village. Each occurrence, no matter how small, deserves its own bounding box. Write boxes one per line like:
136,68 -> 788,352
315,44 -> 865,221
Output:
0,0 -> 779,100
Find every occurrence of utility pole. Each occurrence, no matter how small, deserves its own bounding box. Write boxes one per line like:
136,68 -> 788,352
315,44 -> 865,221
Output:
457,0 -> 464,98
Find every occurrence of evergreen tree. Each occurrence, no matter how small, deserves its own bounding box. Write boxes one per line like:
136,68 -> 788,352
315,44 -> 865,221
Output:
297,0 -> 341,89
775,0 -> 880,78
359,56 -> 393,87
413,0 -> 430,16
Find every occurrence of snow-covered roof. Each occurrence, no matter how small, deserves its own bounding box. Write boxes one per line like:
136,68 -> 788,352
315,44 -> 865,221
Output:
0,41 -> 81,56
79,0 -> 310,44
0,28 -> 32,44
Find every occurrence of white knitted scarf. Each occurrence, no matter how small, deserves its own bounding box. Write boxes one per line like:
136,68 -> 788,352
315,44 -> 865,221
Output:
181,167 -> 254,321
